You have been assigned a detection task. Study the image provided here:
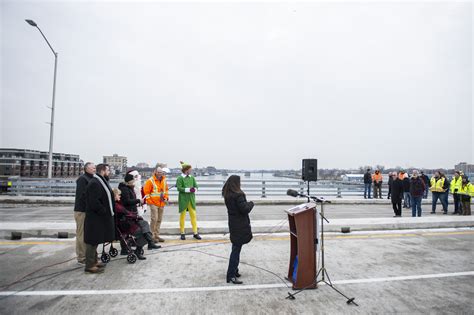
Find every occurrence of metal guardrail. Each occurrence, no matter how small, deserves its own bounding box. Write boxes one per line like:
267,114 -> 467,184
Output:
5,178 -> 391,198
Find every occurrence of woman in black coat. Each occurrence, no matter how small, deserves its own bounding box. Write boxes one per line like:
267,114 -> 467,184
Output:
223,175 -> 254,284
391,173 -> 404,217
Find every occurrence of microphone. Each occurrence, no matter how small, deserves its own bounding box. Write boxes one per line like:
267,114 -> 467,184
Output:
286,189 -> 331,203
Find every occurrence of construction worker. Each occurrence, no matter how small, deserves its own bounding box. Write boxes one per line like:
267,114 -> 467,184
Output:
450,171 -> 463,215
430,171 -> 449,214
143,166 -> 169,243
458,176 -> 473,215
372,170 -> 383,199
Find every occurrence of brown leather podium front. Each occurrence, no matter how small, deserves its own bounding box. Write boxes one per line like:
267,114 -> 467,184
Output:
285,203 -> 317,289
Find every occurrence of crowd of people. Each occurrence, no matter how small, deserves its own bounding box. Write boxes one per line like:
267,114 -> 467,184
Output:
363,168 -> 473,218
73,161 -> 201,274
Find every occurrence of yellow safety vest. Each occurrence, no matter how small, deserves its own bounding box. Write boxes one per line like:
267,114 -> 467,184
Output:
430,177 -> 446,192
450,177 -> 462,193
458,183 -> 474,197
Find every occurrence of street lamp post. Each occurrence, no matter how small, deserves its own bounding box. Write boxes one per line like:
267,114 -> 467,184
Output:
25,19 -> 58,179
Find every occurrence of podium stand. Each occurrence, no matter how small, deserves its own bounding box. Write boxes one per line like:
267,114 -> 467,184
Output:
285,202 -> 317,290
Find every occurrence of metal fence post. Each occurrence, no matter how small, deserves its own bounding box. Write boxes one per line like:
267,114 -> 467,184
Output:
337,186 -> 342,198
261,181 -> 266,198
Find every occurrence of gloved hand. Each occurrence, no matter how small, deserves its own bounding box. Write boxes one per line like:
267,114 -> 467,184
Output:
190,187 -> 196,193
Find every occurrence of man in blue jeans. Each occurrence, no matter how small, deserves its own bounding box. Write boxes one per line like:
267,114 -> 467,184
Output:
363,169 -> 372,199
430,171 -> 449,214
410,170 -> 426,217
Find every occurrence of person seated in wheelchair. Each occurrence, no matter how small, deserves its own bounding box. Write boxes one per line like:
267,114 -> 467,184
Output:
113,188 -> 159,261
118,174 -> 161,250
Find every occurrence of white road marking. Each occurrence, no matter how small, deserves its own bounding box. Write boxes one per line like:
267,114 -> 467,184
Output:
1,271 -> 473,296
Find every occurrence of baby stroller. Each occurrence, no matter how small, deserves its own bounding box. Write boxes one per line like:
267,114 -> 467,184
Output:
100,212 -> 143,264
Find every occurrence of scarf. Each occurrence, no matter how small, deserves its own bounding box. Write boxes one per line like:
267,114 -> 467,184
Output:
94,174 -> 114,216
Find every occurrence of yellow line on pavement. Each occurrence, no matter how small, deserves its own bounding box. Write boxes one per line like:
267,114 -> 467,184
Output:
0,231 -> 473,246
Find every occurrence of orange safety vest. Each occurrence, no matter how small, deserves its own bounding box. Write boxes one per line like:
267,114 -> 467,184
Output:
372,173 -> 383,183
143,175 -> 169,207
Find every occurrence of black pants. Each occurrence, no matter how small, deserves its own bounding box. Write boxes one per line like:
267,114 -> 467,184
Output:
392,201 -> 402,216
226,243 -> 242,280
453,193 -> 461,213
85,243 -> 98,269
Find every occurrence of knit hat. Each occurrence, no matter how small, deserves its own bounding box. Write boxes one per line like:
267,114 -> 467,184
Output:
180,161 -> 192,172
124,173 -> 134,183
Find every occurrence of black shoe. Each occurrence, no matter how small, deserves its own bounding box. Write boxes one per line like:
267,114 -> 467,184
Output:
430,211 -> 435,214
227,277 -> 243,284
235,271 -> 241,278
443,212 -> 448,215
193,234 -> 202,240
180,234 -> 186,240
148,242 -> 161,250
135,250 -> 147,260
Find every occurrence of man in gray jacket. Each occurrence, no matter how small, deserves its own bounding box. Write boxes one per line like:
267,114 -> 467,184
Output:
74,162 -> 95,264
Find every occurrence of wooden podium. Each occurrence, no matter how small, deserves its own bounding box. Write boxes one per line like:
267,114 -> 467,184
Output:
285,202 -> 317,290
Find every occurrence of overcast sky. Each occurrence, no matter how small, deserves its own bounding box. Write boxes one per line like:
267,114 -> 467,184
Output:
1,1 -> 472,170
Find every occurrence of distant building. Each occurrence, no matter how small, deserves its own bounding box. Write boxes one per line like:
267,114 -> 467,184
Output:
103,154 -> 127,174
341,174 -> 364,182
0,148 -> 83,178
135,162 -> 149,169
455,162 -> 474,175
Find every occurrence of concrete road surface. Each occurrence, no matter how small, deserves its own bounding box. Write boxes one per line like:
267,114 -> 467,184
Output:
0,228 -> 473,314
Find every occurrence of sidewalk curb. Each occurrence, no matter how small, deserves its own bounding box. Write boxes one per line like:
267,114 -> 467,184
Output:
1,217 -> 472,239
0,196 -> 439,206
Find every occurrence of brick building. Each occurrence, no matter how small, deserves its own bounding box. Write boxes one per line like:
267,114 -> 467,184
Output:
0,148 -> 83,178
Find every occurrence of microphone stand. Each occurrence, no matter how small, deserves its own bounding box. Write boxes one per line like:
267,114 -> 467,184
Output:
286,194 -> 358,306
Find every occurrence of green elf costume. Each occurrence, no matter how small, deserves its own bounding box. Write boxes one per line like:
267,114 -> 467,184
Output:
176,161 -> 201,240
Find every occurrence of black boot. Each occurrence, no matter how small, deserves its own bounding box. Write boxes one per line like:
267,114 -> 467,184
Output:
148,241 -> 161,250
193,234 -> 202,240
135,247 -> 146,260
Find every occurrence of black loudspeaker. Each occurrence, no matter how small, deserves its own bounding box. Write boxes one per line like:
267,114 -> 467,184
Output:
302,159 -> 318,182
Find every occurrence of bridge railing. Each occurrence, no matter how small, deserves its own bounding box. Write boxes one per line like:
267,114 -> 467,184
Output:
5,178 -> 391,198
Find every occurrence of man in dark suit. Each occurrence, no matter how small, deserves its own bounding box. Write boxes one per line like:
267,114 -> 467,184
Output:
73,162 -> 95,265
84,164 -> 115,274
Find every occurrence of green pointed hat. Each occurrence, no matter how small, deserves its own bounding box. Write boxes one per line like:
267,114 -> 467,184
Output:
180,161 -> 192,172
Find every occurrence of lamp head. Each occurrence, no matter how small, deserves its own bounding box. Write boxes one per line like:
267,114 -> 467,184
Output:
25,19 -> 37,27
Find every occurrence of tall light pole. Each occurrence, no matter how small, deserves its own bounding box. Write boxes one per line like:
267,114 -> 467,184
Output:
25,19 -> 58,179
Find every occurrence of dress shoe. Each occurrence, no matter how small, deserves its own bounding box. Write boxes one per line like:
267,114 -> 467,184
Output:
157,237 -> 165,242
180,234 -> 186,240
193,234 -> 202,240
135,252 -> 147,260
430,211 -> 435,214
235,271 -> 241,278
148,242 -> 161,250
95,262 -> 106,268
227,277 -> 243,284
85,266 -> 104,274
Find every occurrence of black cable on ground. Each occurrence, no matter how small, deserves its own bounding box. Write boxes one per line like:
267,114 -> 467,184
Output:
0,218 -> 292,296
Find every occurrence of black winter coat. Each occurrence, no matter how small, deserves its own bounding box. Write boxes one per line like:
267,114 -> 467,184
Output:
118,182 -> 140,213
410,177 -> 426,198
391,179 -> 404,202
363,172 -> 372,184
402,178 -> 411,192
225,192 -> 254,245
84,175 -> 115,245
74,173 -> 94,212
